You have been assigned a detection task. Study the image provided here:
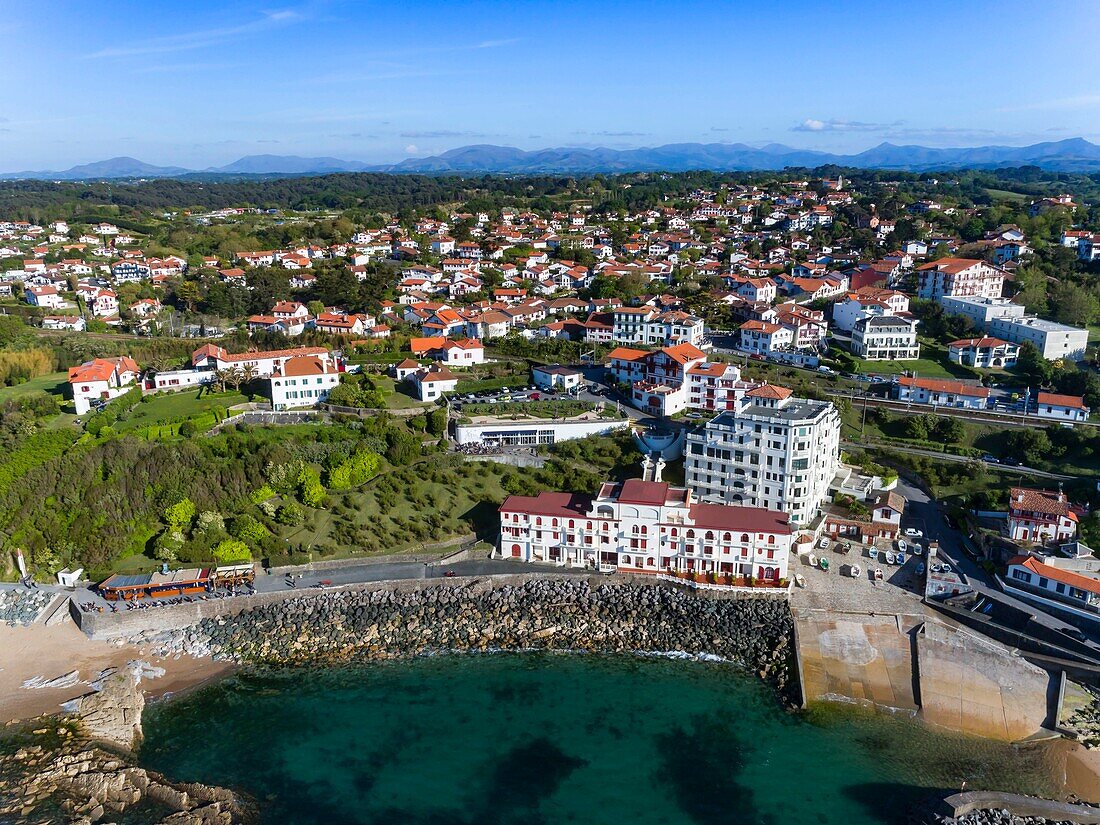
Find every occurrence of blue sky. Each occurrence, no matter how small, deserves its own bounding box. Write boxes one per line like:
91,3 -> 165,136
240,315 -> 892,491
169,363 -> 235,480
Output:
2,0 -> 1099,169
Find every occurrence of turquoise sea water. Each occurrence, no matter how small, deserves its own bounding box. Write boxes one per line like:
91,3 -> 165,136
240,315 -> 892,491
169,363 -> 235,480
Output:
140,654 -> 1061,825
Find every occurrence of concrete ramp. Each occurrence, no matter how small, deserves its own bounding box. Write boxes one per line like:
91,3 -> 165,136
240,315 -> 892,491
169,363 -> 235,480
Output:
795,610 -> 921,712
917,619 -> 1050,741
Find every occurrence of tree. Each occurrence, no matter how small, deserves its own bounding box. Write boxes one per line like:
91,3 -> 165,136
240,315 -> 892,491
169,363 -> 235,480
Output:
936,417 -> 966,445
212,538 -> 251,565
426,408 -> 447,436
174,281 -> 201,313
1016,342 -> 1053,386
1004,428 -> 1052,464
275,502 -> 304,526
164,498 -> 196,529
1049,281 -> 1100,327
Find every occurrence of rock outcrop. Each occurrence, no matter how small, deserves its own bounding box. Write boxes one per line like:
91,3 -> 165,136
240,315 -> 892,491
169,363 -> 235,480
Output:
0,721 -> 255,824
69,671 -> 145,751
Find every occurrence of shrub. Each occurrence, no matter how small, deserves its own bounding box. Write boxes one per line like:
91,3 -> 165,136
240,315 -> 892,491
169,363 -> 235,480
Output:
249,484 -> 276,504
195,511 -> 225,534
327,450 -> 382,490
212,538 -> 252,565
178,420 -> 199,437
164,498 -> 196,529
230,513 -> 269,544
276,502 -> 304,525
297,465 -> 327,508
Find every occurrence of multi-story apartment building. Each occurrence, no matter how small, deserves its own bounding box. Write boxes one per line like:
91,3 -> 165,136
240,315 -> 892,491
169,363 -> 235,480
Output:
850,315 -> 921,360
499,478 -> 794,582
916,258 -> 1005,301
938,295 -> 1025,330
987,315 -> 1089,361
610,307 -> 705,347
684,385 -> 841,525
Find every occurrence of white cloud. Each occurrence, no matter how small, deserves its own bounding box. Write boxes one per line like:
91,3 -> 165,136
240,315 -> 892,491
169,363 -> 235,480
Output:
87,8 -> 306,58
792,118 -> 901,133
475,38 -> 520,49
404,144 -> 419,154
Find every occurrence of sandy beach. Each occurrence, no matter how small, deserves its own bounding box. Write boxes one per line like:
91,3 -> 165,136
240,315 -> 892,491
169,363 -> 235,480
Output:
0,621 -> 233,724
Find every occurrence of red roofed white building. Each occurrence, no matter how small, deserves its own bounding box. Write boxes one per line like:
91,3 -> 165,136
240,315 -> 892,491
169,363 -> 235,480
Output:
740,319 -> 794,355
498,478 -> 794,583
947,337 -> 1020,369
1004,555 -> 1100,617
68,356 -> 140,415
1007,487 -> 1080,545
191,344 -> 333,379
269,355 -> 340,410
1033,392 -> 1090,423
892,377 -> 989,410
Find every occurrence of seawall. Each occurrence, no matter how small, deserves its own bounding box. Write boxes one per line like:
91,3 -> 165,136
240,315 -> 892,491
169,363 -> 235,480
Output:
118,575 -> 797,694
795,607 -> 1053,741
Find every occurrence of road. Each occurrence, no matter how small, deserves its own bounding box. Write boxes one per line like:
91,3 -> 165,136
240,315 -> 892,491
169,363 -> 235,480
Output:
842,440 -> 1076,481
54,555 -> 593,615
894,477 -> 1099,643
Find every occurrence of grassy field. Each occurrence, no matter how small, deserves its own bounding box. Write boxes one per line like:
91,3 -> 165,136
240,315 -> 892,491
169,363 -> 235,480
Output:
983,188 -> 1028,203
841,354 -> 969,380
114,389 -> 248,434
0,371 -> 68,404
273,457 -> 519,557
372,375 -> 430,409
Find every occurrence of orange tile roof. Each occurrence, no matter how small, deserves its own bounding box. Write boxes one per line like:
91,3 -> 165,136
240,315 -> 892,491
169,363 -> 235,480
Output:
1036,392 -> 1088,411
1008,555 -> 1099,595
1009,487 -> 1075,518
607,347 -> 649,362
746,384 -> 793,401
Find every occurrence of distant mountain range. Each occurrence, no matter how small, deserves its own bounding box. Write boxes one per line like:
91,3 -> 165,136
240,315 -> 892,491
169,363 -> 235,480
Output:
5,138 -> 1100,180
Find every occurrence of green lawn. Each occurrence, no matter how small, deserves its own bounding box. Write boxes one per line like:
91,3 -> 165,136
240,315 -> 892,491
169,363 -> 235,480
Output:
0,371 -> 68,404
114,389 -> 248,433
372,375 -> 429,409
842,354 -> 971,380
983,188 -> 1028,203
455,374 -> 529,394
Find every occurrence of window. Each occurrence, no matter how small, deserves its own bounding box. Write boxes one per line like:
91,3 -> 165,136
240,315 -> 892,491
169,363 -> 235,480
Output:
1010,569 -> 1031,583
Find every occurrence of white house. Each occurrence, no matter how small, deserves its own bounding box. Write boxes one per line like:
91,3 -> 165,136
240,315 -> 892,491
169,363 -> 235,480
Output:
1008,488 -> 1079,545
532,365 -> 584,392
269,355 -> 340,410
407,364 -> 458,401
25,285 -> 63,309
1033,392 -> 1090,423
850,315 -> 921,360
947,337 -> 1020,369
739,320 -> 794,355
68,356 -> 140,415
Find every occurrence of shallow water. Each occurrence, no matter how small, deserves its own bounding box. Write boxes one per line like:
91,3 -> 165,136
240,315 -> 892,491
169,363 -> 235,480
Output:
140,653 -> 1062,825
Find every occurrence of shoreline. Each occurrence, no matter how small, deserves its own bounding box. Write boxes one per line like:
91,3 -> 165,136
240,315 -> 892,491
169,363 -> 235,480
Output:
8,579 -> 1100,811
0,621 -> 234,725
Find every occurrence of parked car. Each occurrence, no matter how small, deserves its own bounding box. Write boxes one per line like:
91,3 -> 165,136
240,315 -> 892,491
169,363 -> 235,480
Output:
981,454 -> 999,464
903,528 -> 923,538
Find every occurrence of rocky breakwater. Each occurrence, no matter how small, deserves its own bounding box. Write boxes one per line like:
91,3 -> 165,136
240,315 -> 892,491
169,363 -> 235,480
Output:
135,578 -> 796,693
0,587 -> 52,625
0,673 -> 256,824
